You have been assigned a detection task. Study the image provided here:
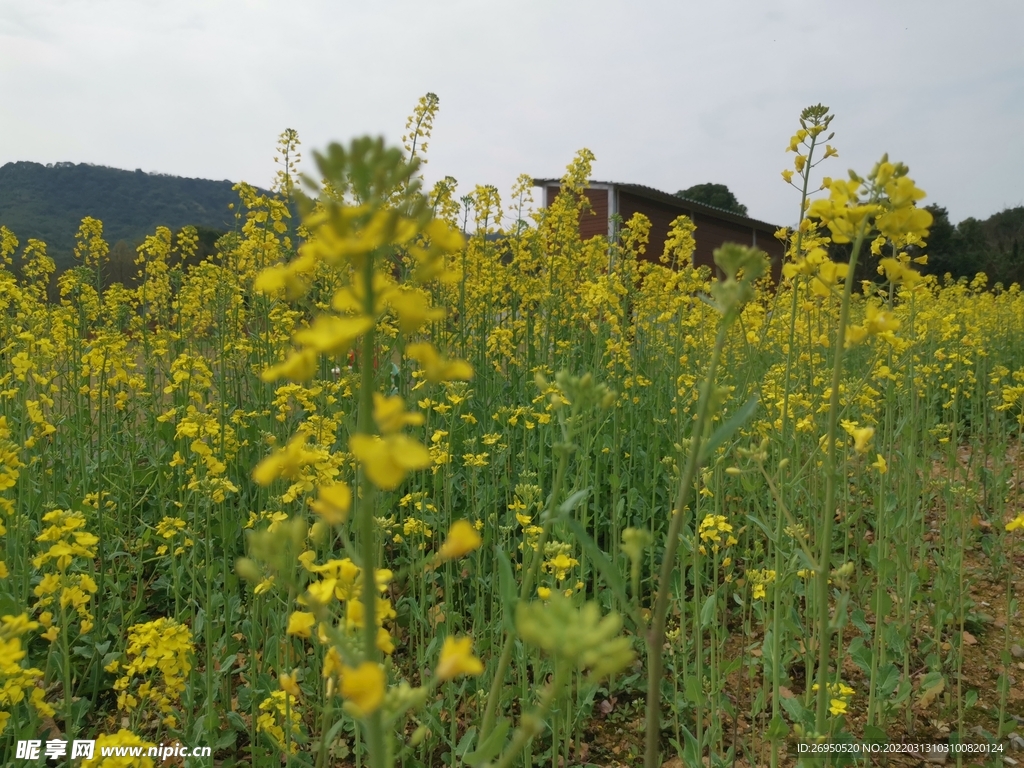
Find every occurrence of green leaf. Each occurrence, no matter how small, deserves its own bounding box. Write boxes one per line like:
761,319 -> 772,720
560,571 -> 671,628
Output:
767,715 -> 789,740
847,636 -> 872,677
700,595 -> 717,627
892,676 -> 913,706
781,695 -> 813,729
877,557 -> 897,582
226,711 -> 247,732
464,719 -> 510,766
496,547 -> 517,632
455,726 -> 477,758
563,517 -> 641,628
213,730 -> 237,751
863,724 -> 888,745
720,657 -> 742,677
745,513 -> 775,543
873,663 -> 899,698
684,675 -> 703,704
850,609 -> 872,637
557,487 -> 591,517
699,394 -> 760,464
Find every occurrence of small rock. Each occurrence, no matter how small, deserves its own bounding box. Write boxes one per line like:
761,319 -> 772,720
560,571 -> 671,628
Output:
1011,643 -> 1024,658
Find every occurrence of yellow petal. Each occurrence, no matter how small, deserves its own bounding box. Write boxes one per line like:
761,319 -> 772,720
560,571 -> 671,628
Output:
436,636 -> 484,681
340,662 -> 386,717
261,349 -> 318,383
286,611 -> 316,638
350,434 -> 431,491
294,314 -> 374,354
389,289 -> 445,334
311,483 -> 352,525
437,520 -> 482,560
406,342 -> 473,383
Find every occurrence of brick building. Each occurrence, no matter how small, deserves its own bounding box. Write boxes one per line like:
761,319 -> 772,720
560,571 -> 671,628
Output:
533,180 -> 784,280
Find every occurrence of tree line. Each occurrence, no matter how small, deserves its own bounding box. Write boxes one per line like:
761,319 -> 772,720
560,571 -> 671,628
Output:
679,183 -> 1024,288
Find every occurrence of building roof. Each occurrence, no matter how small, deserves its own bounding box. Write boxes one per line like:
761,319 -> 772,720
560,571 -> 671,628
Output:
532,178 -> 780,233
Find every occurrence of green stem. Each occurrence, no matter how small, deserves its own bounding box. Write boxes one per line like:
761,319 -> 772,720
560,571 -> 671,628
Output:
479,436 -> 571,742
59,600 -> 75,742
814,217 -> 869,735
644,317 -> 731,768
356,251 -> 386,768
491,664 -> 568,768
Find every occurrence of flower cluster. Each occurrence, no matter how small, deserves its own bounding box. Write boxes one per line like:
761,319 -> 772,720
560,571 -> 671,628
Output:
0,613 -> 55,734
292,554 -> 397,655
256,690 -> 304,753
746,568 -> 777,600
32,508 -> 99,639
812,681 -> 856,717
698,514 -> 738,553
80,730 -> 156,768
108,617 -> 194,728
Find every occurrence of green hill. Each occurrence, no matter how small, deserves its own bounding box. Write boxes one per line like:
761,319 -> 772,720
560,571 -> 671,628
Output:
0,161 -> 252,272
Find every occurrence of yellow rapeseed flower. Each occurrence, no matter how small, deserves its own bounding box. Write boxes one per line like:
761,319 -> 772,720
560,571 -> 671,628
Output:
406,342 -> 473,383
435,636 -> 484,681
279,672 -> 301,697
349,433 -> 431,490
252,433 -> 316,486
852,427 -> 874,453
841,421 -> 874,454
294,314 -> 374,355
340,662 -> 386,717
311,483 -> 352,525
81,730 -> 156,767
286,611 -> 316,638
388,288 -> 445,333
261,349 -> 318,383
437,520 -> 482,560
371,392 -> 425,434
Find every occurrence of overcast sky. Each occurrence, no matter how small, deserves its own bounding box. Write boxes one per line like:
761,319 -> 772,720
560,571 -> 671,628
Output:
2,0 -> 1021,229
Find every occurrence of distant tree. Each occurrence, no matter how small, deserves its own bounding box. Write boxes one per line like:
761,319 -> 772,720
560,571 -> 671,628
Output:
917,205 -> 958,278
952,217 -> 989,281
106,240 -> 137,287
675,183 -> 748,216
915,205 -> 995,284
981,206 -> 1024,287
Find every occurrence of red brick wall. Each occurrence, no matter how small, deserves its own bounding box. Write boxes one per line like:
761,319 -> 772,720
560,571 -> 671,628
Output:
543,185 -> 784,281
617,191 -> 680,264
544,185 -> 609,240
619,191 -> 783,280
